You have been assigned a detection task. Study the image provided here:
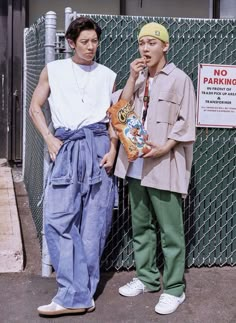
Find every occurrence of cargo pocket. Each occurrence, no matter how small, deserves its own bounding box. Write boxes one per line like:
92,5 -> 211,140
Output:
46,181 -> 73,214
156,91 -> 181,124
46,152 -> 74,214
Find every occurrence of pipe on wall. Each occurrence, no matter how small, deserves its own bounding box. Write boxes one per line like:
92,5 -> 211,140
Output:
120,0 -> 126,15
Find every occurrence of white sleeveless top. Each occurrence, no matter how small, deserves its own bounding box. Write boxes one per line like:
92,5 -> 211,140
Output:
47,58 -> 116,130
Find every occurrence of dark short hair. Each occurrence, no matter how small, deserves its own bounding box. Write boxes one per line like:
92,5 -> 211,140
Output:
65,17 -> 102,43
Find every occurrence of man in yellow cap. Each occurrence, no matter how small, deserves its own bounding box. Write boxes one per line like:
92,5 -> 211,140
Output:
114,22 -> 196,315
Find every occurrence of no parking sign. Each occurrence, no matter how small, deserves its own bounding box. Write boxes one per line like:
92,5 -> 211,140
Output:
196,64 -> 236,128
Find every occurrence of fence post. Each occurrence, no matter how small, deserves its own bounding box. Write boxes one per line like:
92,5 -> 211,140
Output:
64,7 -> 73,58
41,11 -> 57,278
22,28 -> 28,179
45,11 -> 56,64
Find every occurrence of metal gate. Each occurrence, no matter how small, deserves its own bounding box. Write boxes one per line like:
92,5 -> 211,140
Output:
0,0 -> 25,162
23,10 -> 236,271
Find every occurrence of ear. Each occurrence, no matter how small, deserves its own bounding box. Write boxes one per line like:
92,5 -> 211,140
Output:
163,42 -> 169,53
67,39 -> 75,49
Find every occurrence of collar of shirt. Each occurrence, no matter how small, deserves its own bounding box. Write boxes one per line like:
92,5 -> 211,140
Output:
141,62 -> 176,79
135,62 -> 177,96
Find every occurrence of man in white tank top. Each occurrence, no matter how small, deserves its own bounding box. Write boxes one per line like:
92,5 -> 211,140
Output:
30,17 -> 118,316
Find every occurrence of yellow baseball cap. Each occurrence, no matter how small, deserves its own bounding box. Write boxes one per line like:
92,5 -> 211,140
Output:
138,22 -> 169,43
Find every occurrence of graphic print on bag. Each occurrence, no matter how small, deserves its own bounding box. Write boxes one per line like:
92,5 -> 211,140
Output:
107,99 -> 151,161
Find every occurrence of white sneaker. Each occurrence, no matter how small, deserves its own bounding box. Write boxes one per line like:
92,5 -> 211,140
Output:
87,299 -> 96,312
155,292 -> 185,315
119,278 -> 151,297
37,301 -> 86,316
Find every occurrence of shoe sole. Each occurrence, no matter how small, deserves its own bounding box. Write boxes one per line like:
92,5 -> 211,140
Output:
87,305 -> 96,313
38,308 -> 86,316
119,289 -> 152,297
38,305 -> 95,316
155,295 -> 186,315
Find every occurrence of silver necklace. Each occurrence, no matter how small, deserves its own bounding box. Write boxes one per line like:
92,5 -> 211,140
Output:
71,59 -> 92,103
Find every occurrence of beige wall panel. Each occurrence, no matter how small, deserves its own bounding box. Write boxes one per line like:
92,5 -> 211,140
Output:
29,0 -> 211,30
29,0 -> 120,30
126,0 -> 209,18
220,0 -> 236,18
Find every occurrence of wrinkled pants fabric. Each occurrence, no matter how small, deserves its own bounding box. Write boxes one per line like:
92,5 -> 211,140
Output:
128,177 -> 185,297
43,123 -> 115,308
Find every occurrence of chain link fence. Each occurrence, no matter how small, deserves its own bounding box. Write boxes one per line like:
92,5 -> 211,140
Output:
23,11 -> 236,271
23,17 -> 45,245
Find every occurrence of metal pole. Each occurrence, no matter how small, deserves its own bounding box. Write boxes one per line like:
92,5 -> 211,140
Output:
44,11 -> 56,127
120,0 -> 126,15
213,0 -> 221,18
41,11 -> 57,277
45,11 -> 56,64
22,28 -> 28,179
64,7 -> 73,58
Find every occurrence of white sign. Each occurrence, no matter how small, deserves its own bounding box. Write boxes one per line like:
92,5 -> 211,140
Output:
196,64 -> 236,128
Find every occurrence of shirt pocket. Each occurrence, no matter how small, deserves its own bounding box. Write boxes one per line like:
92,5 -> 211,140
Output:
155,91 -> 181,125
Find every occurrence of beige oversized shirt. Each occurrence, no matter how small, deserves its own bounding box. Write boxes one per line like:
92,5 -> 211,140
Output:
114,63 -> 196,196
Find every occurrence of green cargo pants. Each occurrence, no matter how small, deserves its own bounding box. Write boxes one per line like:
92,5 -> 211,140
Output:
128,177 -> 185,297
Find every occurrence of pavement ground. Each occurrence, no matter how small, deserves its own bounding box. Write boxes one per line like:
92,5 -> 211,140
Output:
0,168 -> 235,323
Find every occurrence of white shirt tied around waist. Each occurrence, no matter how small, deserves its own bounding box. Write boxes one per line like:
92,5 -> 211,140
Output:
47,58 -> 116,130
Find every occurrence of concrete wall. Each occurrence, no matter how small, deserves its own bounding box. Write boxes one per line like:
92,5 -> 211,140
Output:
220,0 -> 236,18
126,0 -> 209,18
28,0 -> 211,30
28,0 -> 120,30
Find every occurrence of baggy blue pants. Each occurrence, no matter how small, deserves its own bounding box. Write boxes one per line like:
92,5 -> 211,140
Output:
43,123 -> 115,308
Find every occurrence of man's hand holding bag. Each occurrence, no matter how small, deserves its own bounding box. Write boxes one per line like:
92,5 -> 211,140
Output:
107,99 -> 151,162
